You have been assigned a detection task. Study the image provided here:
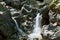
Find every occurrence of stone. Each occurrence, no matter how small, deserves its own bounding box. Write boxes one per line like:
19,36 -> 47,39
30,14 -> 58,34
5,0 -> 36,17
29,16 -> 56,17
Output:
0,4 -> 19,40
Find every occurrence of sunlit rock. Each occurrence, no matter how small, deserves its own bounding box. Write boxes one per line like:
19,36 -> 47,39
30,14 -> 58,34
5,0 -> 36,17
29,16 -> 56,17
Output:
0,11 -> 4,14
0,2 -> 6,7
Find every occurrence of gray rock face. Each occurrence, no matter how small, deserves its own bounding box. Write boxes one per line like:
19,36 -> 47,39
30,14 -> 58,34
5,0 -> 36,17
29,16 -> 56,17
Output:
19,4 -> 37,34
42,24 -> 60,39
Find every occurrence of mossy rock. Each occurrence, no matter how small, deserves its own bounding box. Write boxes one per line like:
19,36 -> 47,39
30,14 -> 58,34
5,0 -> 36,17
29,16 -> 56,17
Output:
0,4 -> 18,40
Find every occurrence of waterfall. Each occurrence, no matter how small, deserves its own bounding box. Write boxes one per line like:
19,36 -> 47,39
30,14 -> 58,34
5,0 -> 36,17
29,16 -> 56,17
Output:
12,17 -> 26,36
28,13 -> 42,40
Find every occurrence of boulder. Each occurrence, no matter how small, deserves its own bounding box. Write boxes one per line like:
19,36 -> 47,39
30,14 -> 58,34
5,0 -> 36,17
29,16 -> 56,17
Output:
0,4 -> 19,40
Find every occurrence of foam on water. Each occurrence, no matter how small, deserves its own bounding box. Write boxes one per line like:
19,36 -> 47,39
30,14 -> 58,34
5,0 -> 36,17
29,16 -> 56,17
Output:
28,13 -> 42,40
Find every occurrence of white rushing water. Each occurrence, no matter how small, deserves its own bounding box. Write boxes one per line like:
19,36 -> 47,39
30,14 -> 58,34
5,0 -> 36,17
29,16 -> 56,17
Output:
28,13 -> 42,40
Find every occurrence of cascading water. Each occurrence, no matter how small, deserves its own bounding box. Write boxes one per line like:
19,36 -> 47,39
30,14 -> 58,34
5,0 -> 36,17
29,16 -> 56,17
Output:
12,17 -> 26,36
28,13 -> 42,40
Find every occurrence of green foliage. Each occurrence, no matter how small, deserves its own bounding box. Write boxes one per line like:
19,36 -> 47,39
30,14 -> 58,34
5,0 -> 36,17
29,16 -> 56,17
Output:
0,4 -> 9,12
0,4 -> 11,17
49,0 -> 60,13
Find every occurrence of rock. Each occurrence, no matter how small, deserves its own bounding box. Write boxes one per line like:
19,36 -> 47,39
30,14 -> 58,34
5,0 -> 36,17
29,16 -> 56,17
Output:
18,4 -> 38,34
4,0 -> 26,9
0,4 -> 19,40
41,5 -> 50,25
0,0 -> 3,2
0,2 -> 6,6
